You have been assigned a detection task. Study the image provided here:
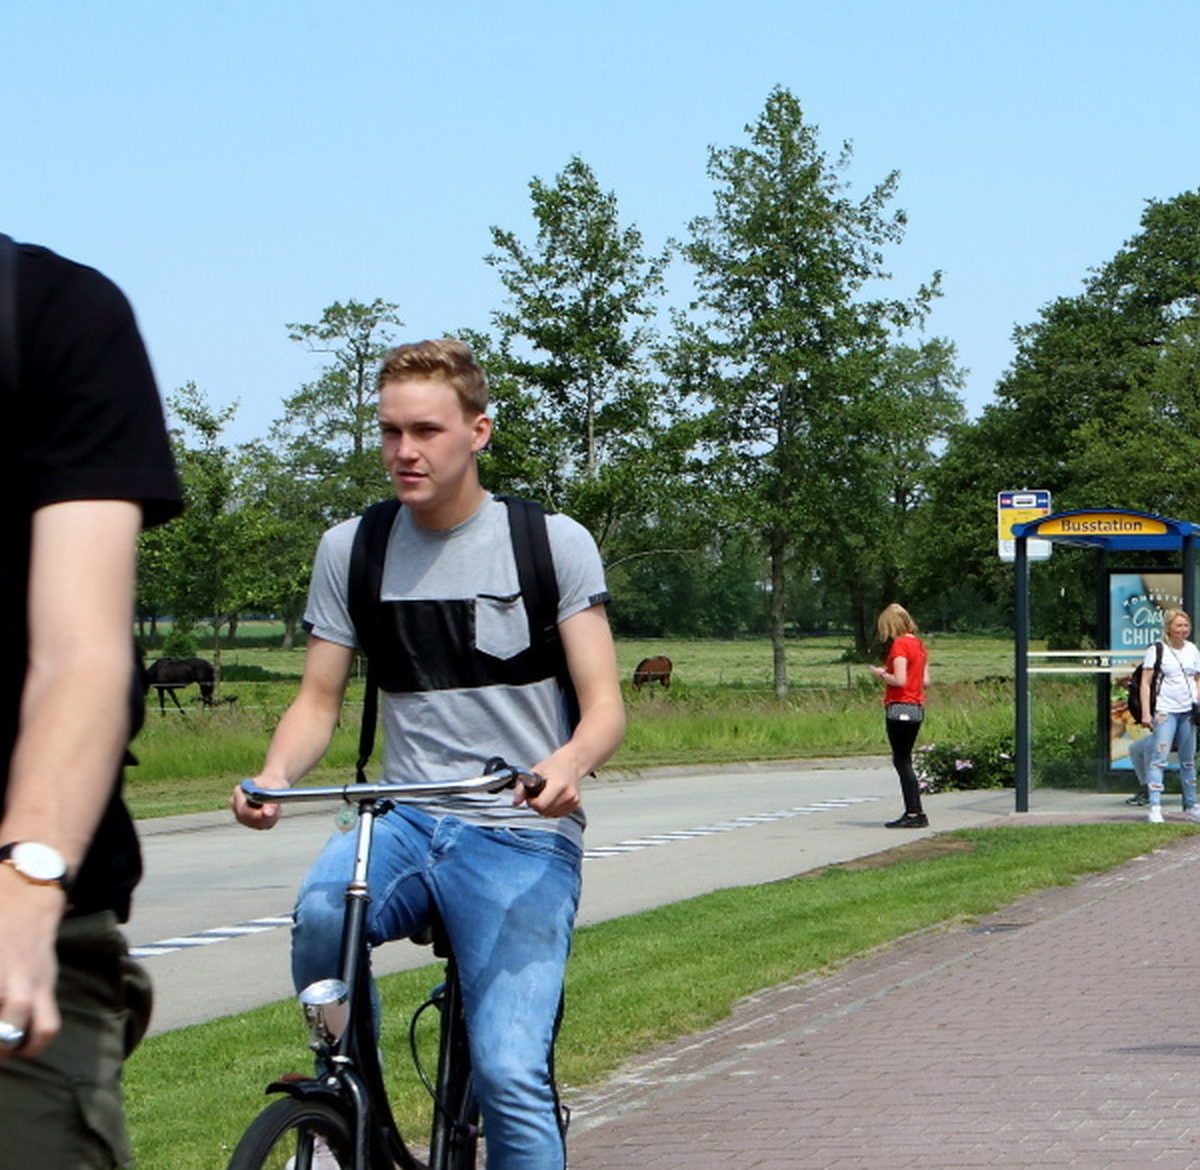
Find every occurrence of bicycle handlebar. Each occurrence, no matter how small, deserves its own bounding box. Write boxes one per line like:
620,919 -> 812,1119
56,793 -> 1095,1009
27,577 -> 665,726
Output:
239,760 -> 546,809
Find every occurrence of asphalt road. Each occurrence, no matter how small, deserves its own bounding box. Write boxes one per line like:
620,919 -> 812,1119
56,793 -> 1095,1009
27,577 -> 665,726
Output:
129,758 -> 1031,1035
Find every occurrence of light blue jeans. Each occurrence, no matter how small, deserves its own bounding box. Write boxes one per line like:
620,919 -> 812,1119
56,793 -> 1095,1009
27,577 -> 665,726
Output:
292,806 -> 581,1170
1145,710 -> 1198,809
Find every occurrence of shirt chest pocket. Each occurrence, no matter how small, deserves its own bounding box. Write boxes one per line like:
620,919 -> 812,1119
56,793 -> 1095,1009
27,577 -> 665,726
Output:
474,593 -> 531,661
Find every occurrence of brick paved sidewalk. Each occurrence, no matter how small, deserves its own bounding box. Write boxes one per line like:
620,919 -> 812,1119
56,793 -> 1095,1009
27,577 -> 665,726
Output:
565,831 -> 1200,1170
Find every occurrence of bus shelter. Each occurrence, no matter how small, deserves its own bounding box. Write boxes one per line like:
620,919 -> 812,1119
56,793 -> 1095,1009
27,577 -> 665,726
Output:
1010,509 -> 1198,811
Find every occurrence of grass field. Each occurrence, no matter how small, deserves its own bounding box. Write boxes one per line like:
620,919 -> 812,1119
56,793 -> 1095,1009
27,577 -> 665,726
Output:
189,625 -> 1021,690
126,630 -> 1087,818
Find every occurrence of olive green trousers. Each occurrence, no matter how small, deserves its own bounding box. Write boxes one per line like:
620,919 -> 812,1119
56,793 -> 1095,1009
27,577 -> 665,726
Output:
0,912 -> 152,1169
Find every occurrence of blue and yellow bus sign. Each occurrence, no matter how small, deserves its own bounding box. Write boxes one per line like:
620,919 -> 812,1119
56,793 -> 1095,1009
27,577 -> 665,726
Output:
998,490 -> 1052,562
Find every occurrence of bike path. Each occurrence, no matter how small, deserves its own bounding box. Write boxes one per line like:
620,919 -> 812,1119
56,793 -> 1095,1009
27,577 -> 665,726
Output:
131,759 -> 1050,1033
133,758 -> 906,1032
565,789 -> 1200,1170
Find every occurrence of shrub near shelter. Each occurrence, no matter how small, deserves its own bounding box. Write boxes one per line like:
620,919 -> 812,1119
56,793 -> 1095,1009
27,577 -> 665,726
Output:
916,736 -> 1015,793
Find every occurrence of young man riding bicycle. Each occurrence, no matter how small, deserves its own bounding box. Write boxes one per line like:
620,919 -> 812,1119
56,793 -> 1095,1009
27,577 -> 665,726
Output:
232,338 -> 625,1170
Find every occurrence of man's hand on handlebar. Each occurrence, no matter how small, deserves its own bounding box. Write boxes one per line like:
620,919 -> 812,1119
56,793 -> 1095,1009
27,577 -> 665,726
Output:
230,777 -> 287,830
513,761 -> 581,818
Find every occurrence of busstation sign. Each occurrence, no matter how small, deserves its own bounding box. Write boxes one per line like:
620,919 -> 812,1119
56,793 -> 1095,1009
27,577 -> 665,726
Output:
1034,512 -> 1169,539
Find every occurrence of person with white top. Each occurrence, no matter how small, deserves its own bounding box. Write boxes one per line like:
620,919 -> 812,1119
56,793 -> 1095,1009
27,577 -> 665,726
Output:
1139,609 -> 1200,823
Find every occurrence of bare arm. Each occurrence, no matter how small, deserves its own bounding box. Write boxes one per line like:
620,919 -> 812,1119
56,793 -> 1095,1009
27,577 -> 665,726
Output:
521,604 -> 626,819
0,500 -> 141,1057
1140,668 -> 1154,728
230,636 -> 355,829
872,656 -> 909,687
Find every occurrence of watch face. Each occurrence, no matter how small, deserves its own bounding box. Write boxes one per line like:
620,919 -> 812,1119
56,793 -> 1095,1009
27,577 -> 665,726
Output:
11,842 -> 67,882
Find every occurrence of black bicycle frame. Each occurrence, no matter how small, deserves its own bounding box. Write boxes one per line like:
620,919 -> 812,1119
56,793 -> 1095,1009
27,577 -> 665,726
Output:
295,794 -> 478,1170
271,795 -> 420,1170
340,798 -> 417,1169
240,765 -> 539,1170
426,945 -> 479,1170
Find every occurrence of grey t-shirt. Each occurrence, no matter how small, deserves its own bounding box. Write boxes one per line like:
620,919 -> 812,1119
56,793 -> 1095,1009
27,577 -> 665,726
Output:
304,494 -> 608,846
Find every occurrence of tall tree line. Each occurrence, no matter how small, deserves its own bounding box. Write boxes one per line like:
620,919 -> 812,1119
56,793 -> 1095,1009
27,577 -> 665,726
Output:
141,87 -> 1200,672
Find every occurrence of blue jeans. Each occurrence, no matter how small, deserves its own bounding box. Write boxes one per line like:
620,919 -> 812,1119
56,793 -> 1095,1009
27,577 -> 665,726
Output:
292,806 -> 582,1170
1146,710 -> 1198,809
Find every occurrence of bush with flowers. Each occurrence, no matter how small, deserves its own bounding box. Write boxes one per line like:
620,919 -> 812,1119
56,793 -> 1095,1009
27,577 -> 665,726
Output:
915,733 -> 1015,793
915,726 -> 1094,793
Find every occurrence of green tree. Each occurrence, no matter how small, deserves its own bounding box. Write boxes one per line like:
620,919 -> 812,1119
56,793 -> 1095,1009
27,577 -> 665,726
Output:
147,385 -> 267,674
1070,316 -> 1200,512
906,411 -> 1018,628
919,189 -> 1200,638
454,328 -> 558,499
236,440 -> 330,648
136,522 -> 176,642
278,298 -> 402,517
485,156 -> 678,549
608,531 -> 767,638
682,87 -> 940,693
821,339 -> 965,652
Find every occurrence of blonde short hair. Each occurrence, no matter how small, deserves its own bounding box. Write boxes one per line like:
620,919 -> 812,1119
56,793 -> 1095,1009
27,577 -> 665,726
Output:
377,338 -> 488,415
876,603 -> 918,643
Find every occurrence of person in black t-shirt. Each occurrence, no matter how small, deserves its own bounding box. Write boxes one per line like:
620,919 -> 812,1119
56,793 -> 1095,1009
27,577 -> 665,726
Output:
0,236 -> 181,1170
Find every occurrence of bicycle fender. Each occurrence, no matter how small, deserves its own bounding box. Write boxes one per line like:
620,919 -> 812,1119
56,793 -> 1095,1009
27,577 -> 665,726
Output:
263,1074 -> 344,1107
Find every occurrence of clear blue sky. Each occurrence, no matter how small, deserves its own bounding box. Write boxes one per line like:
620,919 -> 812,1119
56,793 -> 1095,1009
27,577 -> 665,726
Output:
6,0 -> 1198,444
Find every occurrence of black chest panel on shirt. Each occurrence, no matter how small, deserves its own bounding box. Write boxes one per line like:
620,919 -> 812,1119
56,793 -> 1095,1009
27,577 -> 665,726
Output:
366,597 -> 555,693
349,496 -> 577,719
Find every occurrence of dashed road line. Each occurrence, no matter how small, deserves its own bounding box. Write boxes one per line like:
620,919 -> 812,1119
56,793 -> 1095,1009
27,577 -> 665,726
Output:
130,797 -> 882,959
132,916 -> 293,959
581,796 -> 881,860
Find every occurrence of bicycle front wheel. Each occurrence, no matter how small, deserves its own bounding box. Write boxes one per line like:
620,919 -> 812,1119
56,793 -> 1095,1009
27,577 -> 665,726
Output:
226,1096 -> 354,1170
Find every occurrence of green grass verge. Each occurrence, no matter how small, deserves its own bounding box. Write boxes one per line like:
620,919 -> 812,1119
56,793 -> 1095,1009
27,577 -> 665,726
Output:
125,675 -> 1065,817
125,822 -> 1191,1169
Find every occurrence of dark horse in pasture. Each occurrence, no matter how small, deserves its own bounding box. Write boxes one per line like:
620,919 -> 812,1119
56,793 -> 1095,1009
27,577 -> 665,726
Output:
145,657 -> 216,713
632,655 -> 673,690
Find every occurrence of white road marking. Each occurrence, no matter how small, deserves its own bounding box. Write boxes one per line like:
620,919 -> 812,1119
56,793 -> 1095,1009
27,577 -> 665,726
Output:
581,796 -> 880,859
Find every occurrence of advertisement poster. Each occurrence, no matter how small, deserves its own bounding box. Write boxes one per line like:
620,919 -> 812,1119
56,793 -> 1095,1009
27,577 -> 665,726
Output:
1109,571 -> 1182,770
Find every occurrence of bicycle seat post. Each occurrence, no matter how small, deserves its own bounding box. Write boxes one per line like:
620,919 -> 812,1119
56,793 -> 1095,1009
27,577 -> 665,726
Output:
427,933 -> 477,1170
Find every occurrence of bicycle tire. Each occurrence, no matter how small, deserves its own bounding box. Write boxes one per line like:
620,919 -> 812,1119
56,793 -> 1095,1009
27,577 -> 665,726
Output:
226,1097 -> 354,1170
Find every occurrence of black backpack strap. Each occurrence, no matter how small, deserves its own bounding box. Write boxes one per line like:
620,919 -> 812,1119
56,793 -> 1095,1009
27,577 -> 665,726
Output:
0,233 -> 18,400
347,494 -> 580,781
348,498 -> 401,783
500,495 -> 579,729
1147,639 -> 1166,719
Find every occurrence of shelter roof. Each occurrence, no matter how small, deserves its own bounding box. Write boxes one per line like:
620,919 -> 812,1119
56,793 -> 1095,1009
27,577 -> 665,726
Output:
1012,508 -> 1198,551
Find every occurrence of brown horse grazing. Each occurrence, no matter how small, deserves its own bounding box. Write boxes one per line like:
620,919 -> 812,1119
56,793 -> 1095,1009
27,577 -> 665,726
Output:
632,655 -> 673,690
145,657 -> 216,713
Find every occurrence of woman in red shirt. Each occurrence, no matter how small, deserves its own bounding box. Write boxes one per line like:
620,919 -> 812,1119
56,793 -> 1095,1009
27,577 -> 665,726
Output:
870,603 -> 930,828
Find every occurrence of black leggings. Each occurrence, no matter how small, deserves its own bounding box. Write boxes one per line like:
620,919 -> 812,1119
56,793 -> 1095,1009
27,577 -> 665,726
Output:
886,716 -> 924,815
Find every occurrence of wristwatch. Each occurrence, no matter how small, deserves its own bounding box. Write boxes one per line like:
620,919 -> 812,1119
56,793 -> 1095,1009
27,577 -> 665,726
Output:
0,842 -> 71,891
